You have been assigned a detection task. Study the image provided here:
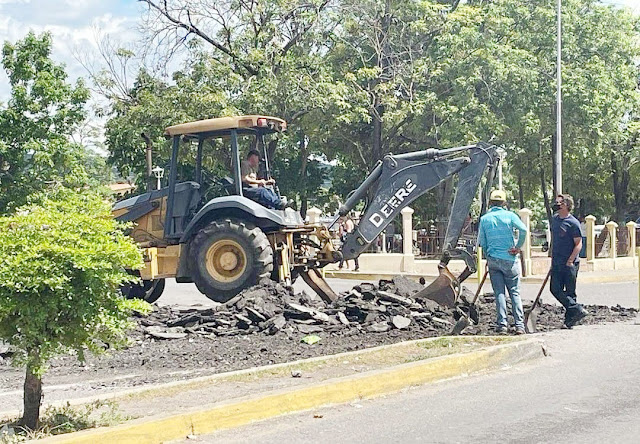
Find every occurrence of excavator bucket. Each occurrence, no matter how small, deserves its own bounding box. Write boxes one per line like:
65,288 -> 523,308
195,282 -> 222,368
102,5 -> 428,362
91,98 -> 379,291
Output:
301,268 -> 338,304
413,266 -> 460,309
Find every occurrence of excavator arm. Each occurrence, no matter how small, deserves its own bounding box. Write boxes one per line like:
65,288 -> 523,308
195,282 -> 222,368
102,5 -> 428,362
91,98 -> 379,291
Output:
414,143 -> 498,308
336,142 -> 499,308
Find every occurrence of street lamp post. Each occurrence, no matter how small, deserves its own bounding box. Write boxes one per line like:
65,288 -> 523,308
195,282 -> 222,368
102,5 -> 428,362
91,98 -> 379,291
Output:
555,0 -> 563,196
152,166 -> 165,190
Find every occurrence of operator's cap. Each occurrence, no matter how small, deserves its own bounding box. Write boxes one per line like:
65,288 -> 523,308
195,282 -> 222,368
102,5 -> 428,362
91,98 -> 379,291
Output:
490,189 -> 507,201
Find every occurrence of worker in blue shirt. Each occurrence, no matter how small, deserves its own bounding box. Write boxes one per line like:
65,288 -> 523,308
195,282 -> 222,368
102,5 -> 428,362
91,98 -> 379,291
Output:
478,190 -> 528,334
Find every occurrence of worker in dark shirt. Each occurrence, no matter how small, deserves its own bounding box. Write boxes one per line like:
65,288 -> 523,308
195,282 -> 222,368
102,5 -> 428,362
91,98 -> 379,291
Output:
550,194 -> 588,328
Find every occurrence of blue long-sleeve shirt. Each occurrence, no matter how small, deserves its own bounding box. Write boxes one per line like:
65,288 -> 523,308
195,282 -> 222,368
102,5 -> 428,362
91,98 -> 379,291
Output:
478,206 -> 528,262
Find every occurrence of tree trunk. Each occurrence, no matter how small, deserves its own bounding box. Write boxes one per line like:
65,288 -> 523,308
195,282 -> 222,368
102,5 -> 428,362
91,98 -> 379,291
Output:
540,163 -> 552,226
298,132 -> 309,219
370,0 -> 391,165
517,171 -> 525,209
611,149 -> 630,222
21,362 -> 42,430
372,102 -> 383,165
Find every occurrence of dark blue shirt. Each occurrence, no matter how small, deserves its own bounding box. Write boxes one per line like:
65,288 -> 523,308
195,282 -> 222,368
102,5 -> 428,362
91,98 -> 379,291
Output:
551,214 -> 581,265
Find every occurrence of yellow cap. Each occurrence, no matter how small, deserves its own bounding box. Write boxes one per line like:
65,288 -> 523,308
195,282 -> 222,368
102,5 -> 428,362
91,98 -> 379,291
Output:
490,189 -> 507,201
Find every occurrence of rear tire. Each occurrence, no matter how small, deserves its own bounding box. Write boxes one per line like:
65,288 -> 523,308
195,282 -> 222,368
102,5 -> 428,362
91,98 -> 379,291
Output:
189,219 -> 273,302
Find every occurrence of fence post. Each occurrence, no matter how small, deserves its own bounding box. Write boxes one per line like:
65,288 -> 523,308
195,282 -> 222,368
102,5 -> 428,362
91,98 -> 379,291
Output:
307,207 -> 322,249
401,207 -> 414,255
307,207 -> 321,225
606,221 -> 618,259
586,215 -> 596,261
401,207 -> 414,272
518,208 -> 532,276
626,221 -> 636,258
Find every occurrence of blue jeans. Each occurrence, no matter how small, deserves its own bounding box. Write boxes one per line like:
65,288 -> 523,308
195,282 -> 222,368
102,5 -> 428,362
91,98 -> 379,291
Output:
550,262 -> 581,323
487,257 -> 524,329
243,186 -> 282,209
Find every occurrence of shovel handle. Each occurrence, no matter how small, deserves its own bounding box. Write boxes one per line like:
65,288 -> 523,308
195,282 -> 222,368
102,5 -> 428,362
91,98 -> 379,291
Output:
530,267 -> 552,310
472,265 -> 489,304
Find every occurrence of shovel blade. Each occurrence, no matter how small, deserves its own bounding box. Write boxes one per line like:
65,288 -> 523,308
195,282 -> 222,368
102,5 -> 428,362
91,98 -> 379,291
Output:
468,304 -> 480,325
414,267 -> 459,309
450,315 -> 470,335
524,306 -> 538,333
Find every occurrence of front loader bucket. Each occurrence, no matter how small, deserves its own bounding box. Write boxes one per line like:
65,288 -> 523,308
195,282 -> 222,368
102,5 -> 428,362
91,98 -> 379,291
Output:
413,267 -> 460,309
301,268 -> 338,304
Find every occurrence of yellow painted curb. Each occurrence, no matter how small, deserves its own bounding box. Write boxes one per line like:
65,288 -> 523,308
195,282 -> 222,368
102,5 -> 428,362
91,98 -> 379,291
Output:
40,339 -> 544,444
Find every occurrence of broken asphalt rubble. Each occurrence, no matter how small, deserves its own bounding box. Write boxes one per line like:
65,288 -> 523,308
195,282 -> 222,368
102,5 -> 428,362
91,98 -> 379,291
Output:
136,276 -> 637,341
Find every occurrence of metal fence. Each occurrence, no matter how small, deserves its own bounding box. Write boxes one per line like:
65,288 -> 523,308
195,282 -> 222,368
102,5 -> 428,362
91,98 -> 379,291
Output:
595,226 -> 630,257
616,226 -> 630,257
595,226 -> 609,258
361,234 -> 404,254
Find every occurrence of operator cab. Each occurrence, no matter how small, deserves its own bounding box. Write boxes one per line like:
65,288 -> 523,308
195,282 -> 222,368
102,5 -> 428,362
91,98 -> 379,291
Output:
165,115 -> 286,195
113,115 -> 296,245
160,115 -> 290,238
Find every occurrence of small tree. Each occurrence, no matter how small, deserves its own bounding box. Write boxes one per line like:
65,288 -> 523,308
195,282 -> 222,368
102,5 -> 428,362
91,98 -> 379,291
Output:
0,187 -> 148,430
0,32 -> 91,213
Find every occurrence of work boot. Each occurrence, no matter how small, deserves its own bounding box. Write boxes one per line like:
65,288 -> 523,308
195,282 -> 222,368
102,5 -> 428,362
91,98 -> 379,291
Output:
565,307 -> 589,329
495,326 -> 508,335
515,328 -> 526,335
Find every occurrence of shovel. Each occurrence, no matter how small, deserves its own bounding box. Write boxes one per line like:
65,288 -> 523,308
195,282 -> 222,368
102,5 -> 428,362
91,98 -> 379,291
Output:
450,266 -> 488,335
468,265 -> 489,325
524,268 -> 552,333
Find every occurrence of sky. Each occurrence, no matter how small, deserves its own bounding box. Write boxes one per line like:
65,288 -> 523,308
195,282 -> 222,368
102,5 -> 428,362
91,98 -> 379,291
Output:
0,0 -> 143,100
0,0 -> 638,102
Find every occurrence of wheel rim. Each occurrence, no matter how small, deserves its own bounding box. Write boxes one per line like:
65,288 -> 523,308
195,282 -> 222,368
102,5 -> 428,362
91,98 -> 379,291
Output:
205,239 -> 248,283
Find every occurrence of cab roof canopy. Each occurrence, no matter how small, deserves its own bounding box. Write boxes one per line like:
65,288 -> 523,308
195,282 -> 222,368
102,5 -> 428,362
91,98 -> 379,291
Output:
164,115 -> 287,137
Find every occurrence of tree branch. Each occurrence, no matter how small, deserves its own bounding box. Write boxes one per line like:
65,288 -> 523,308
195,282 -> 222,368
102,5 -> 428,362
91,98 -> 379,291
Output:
139,0 -> 258,76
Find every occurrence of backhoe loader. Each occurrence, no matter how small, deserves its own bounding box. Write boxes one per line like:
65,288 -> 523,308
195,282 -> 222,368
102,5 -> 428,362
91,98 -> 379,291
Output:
113,115 -> 498,313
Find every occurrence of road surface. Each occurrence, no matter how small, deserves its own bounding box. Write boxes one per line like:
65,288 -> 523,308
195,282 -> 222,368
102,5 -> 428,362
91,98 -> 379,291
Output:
158,277 -> 639,309
180,320 -> 640,444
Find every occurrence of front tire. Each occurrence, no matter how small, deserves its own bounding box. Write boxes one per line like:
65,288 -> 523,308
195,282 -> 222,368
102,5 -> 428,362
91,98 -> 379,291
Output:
189,219 -> 273,302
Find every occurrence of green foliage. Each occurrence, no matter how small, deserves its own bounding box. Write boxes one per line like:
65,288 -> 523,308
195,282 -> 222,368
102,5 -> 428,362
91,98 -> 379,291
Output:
101,0 -> 640,222
0,32 -> 93,213
40,400 -> 130,435
0,187 -> 148,376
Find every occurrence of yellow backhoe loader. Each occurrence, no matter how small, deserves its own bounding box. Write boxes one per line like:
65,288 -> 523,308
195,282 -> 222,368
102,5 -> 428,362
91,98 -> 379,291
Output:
114,115 -> 499,316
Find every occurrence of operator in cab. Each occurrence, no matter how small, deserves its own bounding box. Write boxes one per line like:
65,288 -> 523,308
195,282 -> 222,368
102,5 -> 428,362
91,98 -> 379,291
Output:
241,149 -> 287,210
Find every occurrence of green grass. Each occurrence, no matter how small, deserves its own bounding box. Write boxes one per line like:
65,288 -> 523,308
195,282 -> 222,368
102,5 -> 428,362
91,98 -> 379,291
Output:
0,400 -> 130,442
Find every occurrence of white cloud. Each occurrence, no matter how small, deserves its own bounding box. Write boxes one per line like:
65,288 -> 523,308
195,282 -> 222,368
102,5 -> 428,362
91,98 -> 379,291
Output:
0,0 -> 142,101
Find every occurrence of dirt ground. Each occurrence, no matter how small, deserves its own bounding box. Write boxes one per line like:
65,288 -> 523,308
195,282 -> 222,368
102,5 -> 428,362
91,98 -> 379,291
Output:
0,277 -> 635,393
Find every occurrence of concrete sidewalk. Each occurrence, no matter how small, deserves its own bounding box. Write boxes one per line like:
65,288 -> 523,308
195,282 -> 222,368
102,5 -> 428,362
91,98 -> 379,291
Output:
37,336 -> 543,444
